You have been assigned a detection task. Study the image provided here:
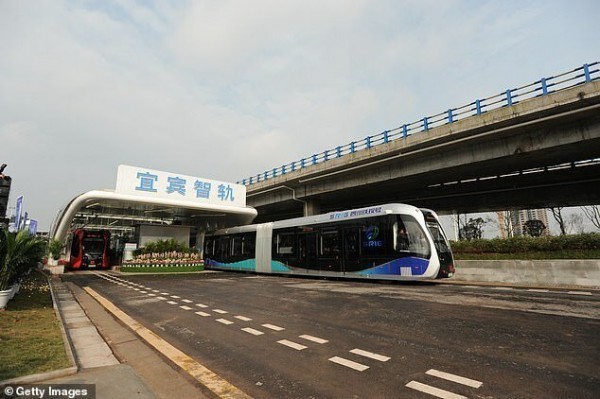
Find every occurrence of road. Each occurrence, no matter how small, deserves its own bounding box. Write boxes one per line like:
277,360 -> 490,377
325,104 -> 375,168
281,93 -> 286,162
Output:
64,272 -> 600,399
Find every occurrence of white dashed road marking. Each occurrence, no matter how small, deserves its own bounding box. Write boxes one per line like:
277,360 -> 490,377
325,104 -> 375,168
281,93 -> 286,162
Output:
171,295 -> 181,299
180,306 -> 193,310
568,291 -> 592,296
262,324 -> 285,331
167,301 -> 178,305
277,340 -> 307,351
182,299 -> 193,303
528,289 -> 550,293
217,318 -> 234,325
350,348 -> 390,362
299,335 -> 328,344
406,381 -> 467,399
241,328 -> 264,336
156,297 -> 166,300
213,309 -> 228,314
426,369 -> 483,388
235,315 -> 252,321
195,311 -> 211,317
196,303 -> 208,308
328,356 -> 369,372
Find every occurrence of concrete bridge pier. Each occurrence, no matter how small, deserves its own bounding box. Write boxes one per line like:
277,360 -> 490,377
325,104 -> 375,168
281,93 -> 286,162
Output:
304,199 -> 321,216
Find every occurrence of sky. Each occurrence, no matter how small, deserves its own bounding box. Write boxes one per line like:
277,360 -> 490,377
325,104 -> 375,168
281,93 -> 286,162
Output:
1,0 -> 599,232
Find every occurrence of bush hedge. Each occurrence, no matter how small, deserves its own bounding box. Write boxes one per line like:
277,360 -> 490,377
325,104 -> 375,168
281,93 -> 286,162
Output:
450,233 -> 600,259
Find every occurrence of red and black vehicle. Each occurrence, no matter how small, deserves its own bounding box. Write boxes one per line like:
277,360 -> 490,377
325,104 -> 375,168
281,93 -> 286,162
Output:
69,229 -> 111,269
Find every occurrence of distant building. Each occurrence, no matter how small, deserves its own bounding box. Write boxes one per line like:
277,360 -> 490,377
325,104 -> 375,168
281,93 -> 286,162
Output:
498,209 -> 550,237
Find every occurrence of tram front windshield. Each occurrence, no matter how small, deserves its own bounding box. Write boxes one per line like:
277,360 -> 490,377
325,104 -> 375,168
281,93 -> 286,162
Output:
394,215 -> 431,258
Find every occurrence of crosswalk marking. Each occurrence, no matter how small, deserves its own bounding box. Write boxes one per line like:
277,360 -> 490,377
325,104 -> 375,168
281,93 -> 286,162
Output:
195,311 -> 210,317
426,369 -> 483,388
299,335 -> 328,344
196,303 -> 208,308
277,340 -> 307,351
241,327 -> 264,336
328,356 -> 369,372
180,305 -> 193,310
350,348 -> 390,362
235,315 -> 252,321
262,324 -> 285,331
213,309 -> 228,314
406,381 -> 467,399
216,318 -> 234,325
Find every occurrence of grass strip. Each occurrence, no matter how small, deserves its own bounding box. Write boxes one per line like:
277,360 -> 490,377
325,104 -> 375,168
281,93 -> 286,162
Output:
0,271 -> 70,381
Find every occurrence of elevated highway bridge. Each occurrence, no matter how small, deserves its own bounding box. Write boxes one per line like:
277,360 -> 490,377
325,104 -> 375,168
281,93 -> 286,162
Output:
240,63 -> 600,222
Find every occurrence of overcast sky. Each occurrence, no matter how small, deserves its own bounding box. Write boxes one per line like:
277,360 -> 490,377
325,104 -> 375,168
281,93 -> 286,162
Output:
1,0 -> 599,231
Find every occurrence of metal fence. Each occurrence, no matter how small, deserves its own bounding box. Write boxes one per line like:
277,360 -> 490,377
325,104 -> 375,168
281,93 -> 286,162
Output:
238,62 -> 600,186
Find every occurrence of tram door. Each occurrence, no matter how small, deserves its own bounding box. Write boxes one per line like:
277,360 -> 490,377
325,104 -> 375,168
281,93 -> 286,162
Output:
298,232 -> 317,272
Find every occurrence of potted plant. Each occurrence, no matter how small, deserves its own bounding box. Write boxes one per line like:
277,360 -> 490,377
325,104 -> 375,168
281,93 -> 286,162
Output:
0,228 -> 46,309
48,238 -> 64,266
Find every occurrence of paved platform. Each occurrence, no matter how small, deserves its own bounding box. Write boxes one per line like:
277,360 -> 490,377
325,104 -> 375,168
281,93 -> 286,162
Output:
43,277 -> 213,399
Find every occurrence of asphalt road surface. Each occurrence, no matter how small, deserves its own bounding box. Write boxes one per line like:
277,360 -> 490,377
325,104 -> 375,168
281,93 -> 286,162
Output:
64,271 -> 600,399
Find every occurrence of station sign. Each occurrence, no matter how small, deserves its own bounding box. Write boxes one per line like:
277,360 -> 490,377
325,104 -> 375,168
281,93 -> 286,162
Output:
115,165 -> 246,207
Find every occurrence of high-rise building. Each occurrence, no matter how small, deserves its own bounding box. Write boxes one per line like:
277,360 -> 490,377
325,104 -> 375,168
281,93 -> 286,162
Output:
0,176 -> 10,227
498,209 -> 550,237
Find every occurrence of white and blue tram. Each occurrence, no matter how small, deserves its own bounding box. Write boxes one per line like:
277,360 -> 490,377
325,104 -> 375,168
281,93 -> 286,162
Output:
204,204 -> 455,280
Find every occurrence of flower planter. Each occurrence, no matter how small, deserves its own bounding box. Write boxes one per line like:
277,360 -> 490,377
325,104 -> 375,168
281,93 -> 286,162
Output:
0,288 -> 12,309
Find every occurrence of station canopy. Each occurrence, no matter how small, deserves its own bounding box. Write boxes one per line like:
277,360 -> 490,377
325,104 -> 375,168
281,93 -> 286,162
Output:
51,165 -> 257,242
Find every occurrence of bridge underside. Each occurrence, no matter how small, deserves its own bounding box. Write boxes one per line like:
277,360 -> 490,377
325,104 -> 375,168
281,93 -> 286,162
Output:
249,82 -> 600,222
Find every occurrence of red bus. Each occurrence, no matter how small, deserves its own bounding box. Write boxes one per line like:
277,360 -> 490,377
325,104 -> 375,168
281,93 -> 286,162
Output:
69,229 -> 111,269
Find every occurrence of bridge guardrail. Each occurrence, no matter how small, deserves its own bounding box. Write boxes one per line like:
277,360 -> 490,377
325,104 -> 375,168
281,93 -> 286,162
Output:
239,62 -> 600,186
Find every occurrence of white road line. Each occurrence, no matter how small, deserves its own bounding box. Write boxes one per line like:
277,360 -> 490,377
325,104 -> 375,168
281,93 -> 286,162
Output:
133,288 -> 140,291
213,309 -> 228,314
299,335 -> 328,344
406,381 -> 467,399
157,297 -> 166,300
148,293 -> 156,296
328,356 -> 369,372
262,324 -> 285,331
180,306 -> 193,310
195,311 -> 211,317
235,315 -> 252,321
167,301 -> 178,305
350,348 -> 390,362
241,328 -> 264,336
182,299 -> 193,303
568,291 -> 593,296
217,318 -> 234,325
161,292 -> 169,295
140,291 -> 147,294
492,287 -> 513,291
152,290 -> 160,293
528,289 -> 550,293
426,369 -> 483,388
171,295 -> 181,299
277,340 -> 307,351
196,303 -> 208,308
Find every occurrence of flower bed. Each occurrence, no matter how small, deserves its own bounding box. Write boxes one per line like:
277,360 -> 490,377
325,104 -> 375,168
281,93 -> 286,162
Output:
121,251 -> 204,273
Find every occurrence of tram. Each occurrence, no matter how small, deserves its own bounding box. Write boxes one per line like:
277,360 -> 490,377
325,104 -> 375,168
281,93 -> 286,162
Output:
69,229 -> 111,269
204,204 -> 454,280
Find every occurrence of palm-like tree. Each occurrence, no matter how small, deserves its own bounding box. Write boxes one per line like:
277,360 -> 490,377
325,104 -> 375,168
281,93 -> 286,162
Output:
0,228 -> 46,290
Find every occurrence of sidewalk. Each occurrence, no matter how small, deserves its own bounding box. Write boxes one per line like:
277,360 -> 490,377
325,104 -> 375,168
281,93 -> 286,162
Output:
42,277 -> 213,399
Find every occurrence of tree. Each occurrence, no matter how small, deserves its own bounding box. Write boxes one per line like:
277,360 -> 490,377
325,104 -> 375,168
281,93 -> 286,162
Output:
523,219 -> 546,237
0,228 -> 46,290
581,206 -> 600,230
459,217 -> 486,240
549,207 -> 567,235
567,213 -> 584,234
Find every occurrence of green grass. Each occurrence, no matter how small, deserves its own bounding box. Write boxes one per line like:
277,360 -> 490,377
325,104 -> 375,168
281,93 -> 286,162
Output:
120,265 -> 205,273
0,271 -> 70,381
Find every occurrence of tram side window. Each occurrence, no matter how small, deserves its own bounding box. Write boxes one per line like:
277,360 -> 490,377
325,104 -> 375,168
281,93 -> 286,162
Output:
232,236 -> 243,256
218,236 -> 231,260
320,229 -> 340,258
361,221 -> 388,257
274,231 -> 296,257
242,234 -> 256,257
204,238 -> 215,257
394,216 -> 431,259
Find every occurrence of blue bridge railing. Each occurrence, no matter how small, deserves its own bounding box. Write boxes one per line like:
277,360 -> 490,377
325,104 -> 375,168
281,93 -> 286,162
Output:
238,62 -> 599,186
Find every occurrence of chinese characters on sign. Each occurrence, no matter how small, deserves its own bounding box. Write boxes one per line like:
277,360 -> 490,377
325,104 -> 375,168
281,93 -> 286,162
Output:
117,165 -> 245,207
